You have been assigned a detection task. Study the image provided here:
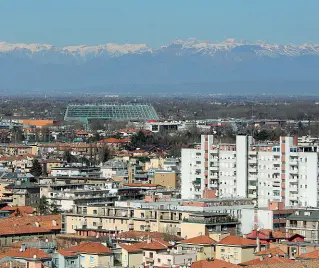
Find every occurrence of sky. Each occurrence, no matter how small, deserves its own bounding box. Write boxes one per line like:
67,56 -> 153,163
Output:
0,0 -> 319,47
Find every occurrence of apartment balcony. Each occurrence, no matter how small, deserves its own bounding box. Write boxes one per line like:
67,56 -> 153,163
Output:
248,193 -> 257,198
248,185 -> 257,190
290,169 -> 299,174
248,159 -> 257,164
249,176 -> 258,181
286,224 -> 318,231
248,168 -> 257,173
289,187 -> 298,192
249,151 -> 257,155
290,160 -> 298,166
289,195 -> 298,200
210,174 -> 218,179
145,257 -> 154,263
210,166 -> 219,171
209,184 -> 218,188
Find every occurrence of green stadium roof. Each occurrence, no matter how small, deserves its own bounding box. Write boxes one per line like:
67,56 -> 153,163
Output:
64,104 -> 159,123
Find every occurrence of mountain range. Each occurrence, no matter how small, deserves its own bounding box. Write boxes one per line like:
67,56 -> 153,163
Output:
1,39 -> 319,95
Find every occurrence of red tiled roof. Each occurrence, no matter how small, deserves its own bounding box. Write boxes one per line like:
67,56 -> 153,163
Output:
1,206 -> 35,214
65,242 -> 112,254
138,238 -> 172,250
218,236 -> 257,247
297,250 -> 319,259
240,256 -> 294,266
255,247 -> 286,256
246,229 -> 285,240
116,230 -> 182,241
101,138 -> 121,143
191,259 -> 239,268
0,226 -> 52,236
119,239 -> 172,252
119,243 -> 143,253
0,215 -> 61,235
180,235 -> 217,245
57,249 -> 78,257
5,248 -> 51,260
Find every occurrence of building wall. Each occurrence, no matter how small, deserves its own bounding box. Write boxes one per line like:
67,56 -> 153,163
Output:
121,249 -> 142,268
215,245 -> 255,265
153,172 -> 177,189
236,136 -> 249,197
181,222 -> 207,239
241,209 -> 273,234
181,149 -> 199,199
80,254 -> 113,268
155,250 -> 196,266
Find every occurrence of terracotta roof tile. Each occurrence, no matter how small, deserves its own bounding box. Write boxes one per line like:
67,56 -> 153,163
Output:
119,239 -> 172,252
138,238 -> 172,250
65,242 -> 112,254
0,215 -> 61,235
296,250 -> 319,259
5,248 -> 51,260
191,259 -> 239,268
1,206 -> 35,214
118,243 -> 143,253
57,249 -> 78,257
116,231 -> 182,241
255,247 -> 286,257
240,256 -> 294,266
218,236 -> 256,247
180,235 -> 217,245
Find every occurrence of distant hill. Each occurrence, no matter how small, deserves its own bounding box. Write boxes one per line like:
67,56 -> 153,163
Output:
0,39 -> 319,94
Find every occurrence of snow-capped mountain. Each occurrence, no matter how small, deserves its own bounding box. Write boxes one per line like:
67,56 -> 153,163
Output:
1,39 -> 319,93
2,39 -> 319,60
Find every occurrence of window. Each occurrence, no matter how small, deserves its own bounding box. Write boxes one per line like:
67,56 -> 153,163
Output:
80,256 -> 85,262
150,252 -> 154,258
90,256 -> 94,262
158,259 -> 161,263
93,210 -> 97,214
93,222 -> 97,227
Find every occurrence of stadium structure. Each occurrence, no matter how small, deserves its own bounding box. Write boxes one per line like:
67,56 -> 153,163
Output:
64,104 -> 159,123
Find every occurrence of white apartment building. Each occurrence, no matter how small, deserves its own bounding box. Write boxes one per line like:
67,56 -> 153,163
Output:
181,135 -> 319,208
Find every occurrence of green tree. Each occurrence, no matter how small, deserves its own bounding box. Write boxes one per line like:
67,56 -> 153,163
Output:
38,196 -> 50,215
63,150 -> 74,163
99,146 -> 111,163
30,159 -> 42,177
50,202 -> 61,214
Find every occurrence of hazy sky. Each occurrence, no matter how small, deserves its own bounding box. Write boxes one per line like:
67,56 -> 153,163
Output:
1,0 -> 318,46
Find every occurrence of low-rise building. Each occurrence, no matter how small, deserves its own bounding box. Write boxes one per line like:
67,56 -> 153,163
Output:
52,249 -> 80,268
286,209 -> 319,242
215,236 -> 266,265
178,235 -> 217,260
64,242 -> 114,268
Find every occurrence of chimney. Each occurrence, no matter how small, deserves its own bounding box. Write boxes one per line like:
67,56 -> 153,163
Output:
34,221 -> 40,227
52,219 -> 57,226
20,244 -> 26,252
259,256 -> 264,261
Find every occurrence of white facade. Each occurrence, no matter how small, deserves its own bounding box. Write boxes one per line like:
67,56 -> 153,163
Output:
181,134 -> 319,208
241,209 -> 273,235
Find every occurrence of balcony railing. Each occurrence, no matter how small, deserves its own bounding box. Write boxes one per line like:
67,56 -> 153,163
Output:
183,217 -> 238,224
